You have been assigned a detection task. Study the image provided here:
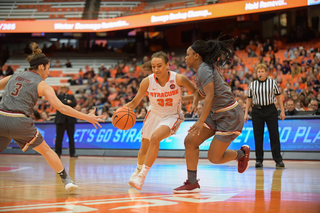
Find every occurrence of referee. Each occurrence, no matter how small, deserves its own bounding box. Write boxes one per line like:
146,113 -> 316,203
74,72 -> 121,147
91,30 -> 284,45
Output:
244,63 -> 285,168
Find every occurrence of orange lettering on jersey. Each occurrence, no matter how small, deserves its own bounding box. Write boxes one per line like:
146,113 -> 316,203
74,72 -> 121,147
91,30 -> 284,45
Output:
165,92 -> 168,97
160,93 -> 164,98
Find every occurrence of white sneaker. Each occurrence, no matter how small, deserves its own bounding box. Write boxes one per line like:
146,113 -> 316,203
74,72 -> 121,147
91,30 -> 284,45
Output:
62,175 -> 78,192
128,168 -> 140,186
129,174 -> 145,190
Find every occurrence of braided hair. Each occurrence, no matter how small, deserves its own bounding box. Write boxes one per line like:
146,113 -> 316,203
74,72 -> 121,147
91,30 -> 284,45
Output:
191,36 -> 235,68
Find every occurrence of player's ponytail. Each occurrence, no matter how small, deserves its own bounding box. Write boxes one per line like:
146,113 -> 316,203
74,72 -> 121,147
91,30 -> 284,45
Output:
191,36 -> 235,68
26,42 -> 49,70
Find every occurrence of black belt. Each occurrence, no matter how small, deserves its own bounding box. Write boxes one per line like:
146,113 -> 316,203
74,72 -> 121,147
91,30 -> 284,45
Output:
253,104 -> 274,109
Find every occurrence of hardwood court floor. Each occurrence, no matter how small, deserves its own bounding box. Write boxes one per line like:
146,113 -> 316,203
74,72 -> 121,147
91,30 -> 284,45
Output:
0,155 -> 319,213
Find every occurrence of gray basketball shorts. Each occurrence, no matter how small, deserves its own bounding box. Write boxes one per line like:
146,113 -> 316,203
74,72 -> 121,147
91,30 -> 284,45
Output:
0,112 -> 44,152
204,105 -> 244,143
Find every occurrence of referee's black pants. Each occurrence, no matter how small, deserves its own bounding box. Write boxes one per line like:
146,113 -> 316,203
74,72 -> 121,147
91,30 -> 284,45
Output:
252,104 -> 283,163
55,122 -> 76,157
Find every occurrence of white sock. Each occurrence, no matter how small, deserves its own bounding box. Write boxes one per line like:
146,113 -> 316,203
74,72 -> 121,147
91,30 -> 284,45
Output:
139,164 -> 150,177
137,163 -> 143,171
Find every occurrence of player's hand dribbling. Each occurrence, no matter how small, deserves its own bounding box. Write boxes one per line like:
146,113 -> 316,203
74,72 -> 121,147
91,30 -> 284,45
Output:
86,108 -> 103,129
188,120 -> 203,136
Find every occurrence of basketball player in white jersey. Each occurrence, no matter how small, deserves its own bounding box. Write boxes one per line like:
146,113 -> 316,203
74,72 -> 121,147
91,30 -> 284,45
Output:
0,43 -> 102,192
124,51 -> 198,190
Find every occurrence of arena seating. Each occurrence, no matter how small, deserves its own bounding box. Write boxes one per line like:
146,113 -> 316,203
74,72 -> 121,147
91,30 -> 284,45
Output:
3,58 -> 119,87
0,0 -> 229,21
1,0 -> 85,20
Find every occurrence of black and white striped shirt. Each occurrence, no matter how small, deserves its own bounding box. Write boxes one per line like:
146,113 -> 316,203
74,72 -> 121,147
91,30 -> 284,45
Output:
247,78 -> 280,106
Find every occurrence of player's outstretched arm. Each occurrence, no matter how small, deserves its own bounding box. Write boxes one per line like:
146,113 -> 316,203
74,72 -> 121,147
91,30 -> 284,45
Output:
0,76 -> 12,91
38,81 -> 102,129
124,77 -> 149,110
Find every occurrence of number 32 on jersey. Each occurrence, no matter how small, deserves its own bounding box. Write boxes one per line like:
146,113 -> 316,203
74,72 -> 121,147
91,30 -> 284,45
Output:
157,98 -> 173,106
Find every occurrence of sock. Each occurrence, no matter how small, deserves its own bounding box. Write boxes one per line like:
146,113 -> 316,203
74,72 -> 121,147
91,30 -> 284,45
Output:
187,170 -> 197,184
139,164 -> 150,177
57,168 -> 68,179
137,163 -> 143,172
235,150 -> 245,160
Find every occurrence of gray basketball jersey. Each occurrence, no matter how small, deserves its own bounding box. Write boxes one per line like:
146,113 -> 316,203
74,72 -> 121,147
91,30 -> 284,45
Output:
195,62 -> 235,112
0,70 -> 43,116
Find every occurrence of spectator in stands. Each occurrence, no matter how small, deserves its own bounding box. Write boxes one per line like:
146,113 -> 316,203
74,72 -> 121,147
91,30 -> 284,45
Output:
179,56 -> 187,69
84,64 -> 91,72
309,99 -> 320,115
98,64 -> 107,77
183,67 -> 193,80
115,84 -> 127,100
263,39 -> 272,53
80,107 -> 88,115
83,68 -> 95,79
101,110 -> 111,122
68,75 -> 78,86
141,55 -> 148,65
193,103 -> 203,118
75,74 -> 83,85
284,46 -> 293,60
101,106 -> 112,122
54,58 -> 61,68
247,48 -> 257,58
141,61 -> 152,76
269,54 -> 276,66
5,66 -> 14,76
291,62 -> 301,78
115,64 -> 125,78
284,83 -> 293,95
246,40 -> 257,52
285,99 -> 299,116
242,73 -> 252,85
65,59 -> 72,68
281,60 -> 291,74
54,85 -> 78,158
136,107 -> 147,119
295,101 -> 304,111
317,93 -> 320,103
37,97 -> 50,111
306,82 -> 317,97
41,111 -> 52,121
32,109 -> 41,121
232,80 -> 244,93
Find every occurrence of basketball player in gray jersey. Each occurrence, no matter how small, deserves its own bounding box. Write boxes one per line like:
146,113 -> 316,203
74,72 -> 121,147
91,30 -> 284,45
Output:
173,37 -> 250,193
0,43 -> 102,192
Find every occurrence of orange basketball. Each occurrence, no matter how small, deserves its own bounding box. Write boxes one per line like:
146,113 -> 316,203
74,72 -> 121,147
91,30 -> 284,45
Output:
112,107 -> 136,130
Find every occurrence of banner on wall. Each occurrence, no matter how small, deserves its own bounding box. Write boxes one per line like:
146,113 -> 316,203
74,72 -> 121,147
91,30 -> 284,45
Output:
0,0 -> 308,33
7,118 -> 320,151
308,0 -> 320,6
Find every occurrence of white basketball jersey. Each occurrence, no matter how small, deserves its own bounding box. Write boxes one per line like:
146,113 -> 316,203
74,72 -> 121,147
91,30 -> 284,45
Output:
147,71 -> 182,117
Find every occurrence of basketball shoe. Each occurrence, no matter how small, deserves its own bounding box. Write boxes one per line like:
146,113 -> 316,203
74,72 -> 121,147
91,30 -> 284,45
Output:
62,175 -> 78,192
129,174 -> 145,190
173,180 -> 201,194
128,168 -> 140,186
238,145 -> 250,173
